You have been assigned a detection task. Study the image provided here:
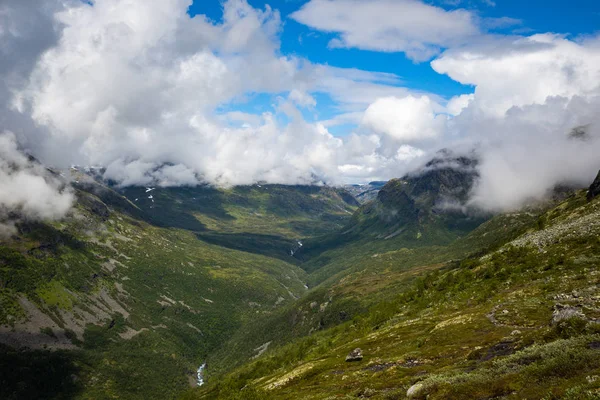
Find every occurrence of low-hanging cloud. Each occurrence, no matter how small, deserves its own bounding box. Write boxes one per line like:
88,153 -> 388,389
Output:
436,35 -> 600,211
0,132 -> 74,237
0,0 -> 599,214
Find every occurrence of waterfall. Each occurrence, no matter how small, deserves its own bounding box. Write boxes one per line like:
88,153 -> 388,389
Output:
196,363 -> 206,386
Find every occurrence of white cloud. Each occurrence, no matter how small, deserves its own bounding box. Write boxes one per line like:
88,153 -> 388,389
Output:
320,112 -> 364,128
396,145 -> 425,161
446,94 -> 474,116
1,0 -> 600,215
289,89 -> 317,108
438,34 -> 600,210
2,0 -> 434,189
0,132 -> 74,236
432,34 -> 600,117
310,65 -> 414,111
362,96 -> 445,142
290,0 -> 479,61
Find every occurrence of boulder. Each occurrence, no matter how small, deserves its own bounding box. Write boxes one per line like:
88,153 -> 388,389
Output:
552,304 -> 585,325
345,348 -> 363,362
406,383 -> 424,398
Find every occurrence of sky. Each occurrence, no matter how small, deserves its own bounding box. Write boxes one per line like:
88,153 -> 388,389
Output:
1,0 -> 600,231
192,0 -> 600,105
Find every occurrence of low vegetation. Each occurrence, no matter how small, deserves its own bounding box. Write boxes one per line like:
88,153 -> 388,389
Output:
192,190 -> 600,399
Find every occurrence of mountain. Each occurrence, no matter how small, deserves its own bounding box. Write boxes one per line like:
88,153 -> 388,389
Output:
0,177 -> 357,399
191,173 -> 600,400
587,170 -> 600,200
291,151 -> 487,268
352,152 -> 480,236
2,162 -> 598,400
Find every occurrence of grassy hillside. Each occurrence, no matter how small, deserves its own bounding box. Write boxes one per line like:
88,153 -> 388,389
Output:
191,189 -> 600,399
198,197 -> 536,384
0,180 -> 357,399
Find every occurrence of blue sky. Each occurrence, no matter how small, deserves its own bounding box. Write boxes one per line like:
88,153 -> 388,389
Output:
188,0 -> 600,135
189,1 -> 600,95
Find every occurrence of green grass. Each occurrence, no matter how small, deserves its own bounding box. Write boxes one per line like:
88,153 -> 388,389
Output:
191,190 -> 600,399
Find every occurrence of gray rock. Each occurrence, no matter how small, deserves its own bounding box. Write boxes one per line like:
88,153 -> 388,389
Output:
345,348 -> 363,362
552,304 -> 586,325
406,383 -> 424,398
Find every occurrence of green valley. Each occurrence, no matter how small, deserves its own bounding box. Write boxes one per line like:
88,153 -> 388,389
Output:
2,0 -> 600,399
2,163 -> 600,400
0,178 -> 357,399
189,171 -> 600,399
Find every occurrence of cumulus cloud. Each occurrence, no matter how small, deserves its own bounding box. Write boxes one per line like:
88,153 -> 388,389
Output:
2,0 -> 432,188
362,96 -> 445,143
439,35 -> 600,210
432,34 -> 600,117
446,94 -> 474,116
290,0 -> 479,61
1,0 -> 600,214
0,132 -> 74,237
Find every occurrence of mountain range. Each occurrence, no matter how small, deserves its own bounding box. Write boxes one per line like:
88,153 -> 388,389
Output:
1,154 -> 600,400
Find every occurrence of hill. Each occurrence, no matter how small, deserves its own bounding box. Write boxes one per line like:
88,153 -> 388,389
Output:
190,176 -> 600,400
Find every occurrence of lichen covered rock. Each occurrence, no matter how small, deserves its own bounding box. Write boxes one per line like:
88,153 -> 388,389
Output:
345,348 -> 363,362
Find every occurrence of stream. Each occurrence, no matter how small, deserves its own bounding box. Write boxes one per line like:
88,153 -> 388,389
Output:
196,363 -> 206,386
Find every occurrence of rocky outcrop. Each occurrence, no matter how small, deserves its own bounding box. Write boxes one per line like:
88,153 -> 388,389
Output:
345,348 -> 363,362
587,170 -> 600,201
551,304 -> 585,325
